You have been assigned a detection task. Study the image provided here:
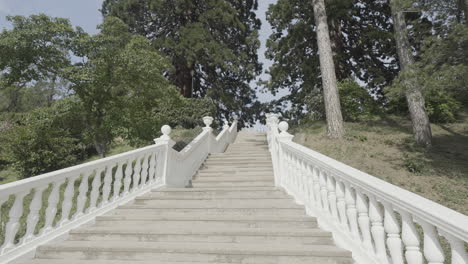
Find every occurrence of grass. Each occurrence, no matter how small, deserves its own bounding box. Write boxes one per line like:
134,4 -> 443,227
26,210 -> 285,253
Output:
292,115 -> 468,215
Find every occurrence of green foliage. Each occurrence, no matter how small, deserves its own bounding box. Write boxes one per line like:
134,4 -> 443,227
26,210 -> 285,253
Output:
425,90 -> 462,123
101,0 -> 262,125
0,14 -> 76,112
265,0 -> 398,118
338,79 -> 379,122
67,17 -> 178,155
386,24 -> 468,123
2,99 -> 88,178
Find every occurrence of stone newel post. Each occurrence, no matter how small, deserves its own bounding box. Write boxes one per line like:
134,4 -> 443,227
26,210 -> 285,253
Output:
277,121 -> 294,187
154,125 -> 177,186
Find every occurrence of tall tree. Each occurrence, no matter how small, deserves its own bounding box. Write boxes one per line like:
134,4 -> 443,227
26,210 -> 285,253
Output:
390,0 -> 432,146
0,14 -> 76,112
68,17 -> 177,157
101,0 -> 262,124
312,0 -> 345,138
265,0 -> 398,120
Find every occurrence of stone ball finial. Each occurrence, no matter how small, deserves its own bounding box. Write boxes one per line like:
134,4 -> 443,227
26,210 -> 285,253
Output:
161,125 -> 172,136
279,121 -> 289,133
233,115 -> 239,120
203,116 -> 213,127
224,120 -> 229,126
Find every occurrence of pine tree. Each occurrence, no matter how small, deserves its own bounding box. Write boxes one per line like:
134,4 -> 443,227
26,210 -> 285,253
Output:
101,0 -> 262,123
265,0 -> 398,120
312,0 -> 344,138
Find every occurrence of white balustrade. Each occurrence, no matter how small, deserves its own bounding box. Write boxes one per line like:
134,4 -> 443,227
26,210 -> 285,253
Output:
0,116 -> 238,263
266,114 -> 468,264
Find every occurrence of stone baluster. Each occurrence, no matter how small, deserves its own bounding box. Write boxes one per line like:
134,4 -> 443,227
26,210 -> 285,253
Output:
89,168 -> 104,211
335,180 -> 347,228
122,159 -> 133,195
284,152 -> 292,191
327,175 -> 338,219
312,167 -> 322,211
368,195 -> 388,263
1,191 -> 28,252
356,190 -> 373,250
441,232 -> 468,264
319,171 -> 329,213
344,183 -> 360,239
148,151 -> 157,183
101,164 -> 114,205
140,154 -> 150,187
296,158 -> 304,202
305,164 -> 315,210
74,171 -> 90,219
23,186 -> 47,243
60,175 -> 79,225
132,156 -> 142,191
112,161 -> 124,201
418,219 -> 445,264
400,211 -> 423,264
293,157 -> 302,203
43,180 -> 65,233
383,202 -> 404,264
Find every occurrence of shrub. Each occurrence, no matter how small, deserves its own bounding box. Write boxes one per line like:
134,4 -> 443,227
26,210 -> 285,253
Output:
3,98 -> 89,178
425,90 -> 461,123
338,79 -> 379,122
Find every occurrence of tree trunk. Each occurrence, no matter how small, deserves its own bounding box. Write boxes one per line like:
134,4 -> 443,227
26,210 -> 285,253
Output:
390,1 -> 432,146
464,0 -> 468,25
93,139 -> 107,158
174,60 -> 193,98
312,0 -> 345,138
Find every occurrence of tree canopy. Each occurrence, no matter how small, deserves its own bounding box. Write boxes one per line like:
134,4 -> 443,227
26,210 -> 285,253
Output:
101,0 -> 263,125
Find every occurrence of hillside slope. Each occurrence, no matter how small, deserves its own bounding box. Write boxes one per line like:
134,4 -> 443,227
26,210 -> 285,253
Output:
292,116 -> 468,215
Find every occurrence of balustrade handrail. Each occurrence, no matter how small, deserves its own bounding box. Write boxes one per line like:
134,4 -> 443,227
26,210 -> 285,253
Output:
281,140 -> 468,241
0,115 -> 238,264
266,113 -> 468,264
0,143 -> 165,198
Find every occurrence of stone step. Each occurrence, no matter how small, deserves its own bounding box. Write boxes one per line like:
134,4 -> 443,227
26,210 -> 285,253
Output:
35,241 -> 352,263
113,207 -> 306,218
193,176 -> 273,182
144,189 -> 288,199
93,216 -> 317,229
199,167 -> 273,172
204,161 -> 272,166
192,181 -> 274,187
131,198 -> 301,208
68,227 -> 332,245
195,172 -> 273,178
198,169 -> 273,174
209,153 -> 271,157
207,156 -> 271,160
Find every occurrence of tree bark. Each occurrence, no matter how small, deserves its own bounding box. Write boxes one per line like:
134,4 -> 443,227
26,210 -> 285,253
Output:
464,0 -> 468,25
312,0 -> 345,138
390,1 -> 432,146
174,61 -> 193,98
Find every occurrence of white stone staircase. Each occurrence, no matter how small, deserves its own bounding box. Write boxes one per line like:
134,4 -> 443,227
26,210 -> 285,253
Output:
19,132 -> 352,264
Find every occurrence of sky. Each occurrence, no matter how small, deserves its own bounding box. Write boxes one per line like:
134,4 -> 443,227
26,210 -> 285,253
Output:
0,0 -> 103,34
0,0 -> 283,112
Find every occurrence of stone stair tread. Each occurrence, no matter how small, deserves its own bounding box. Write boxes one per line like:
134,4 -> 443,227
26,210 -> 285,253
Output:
38,241 -> 351,257
96,214 -> 316,222
20,261 -> 250,264
71,227 -> 328,236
